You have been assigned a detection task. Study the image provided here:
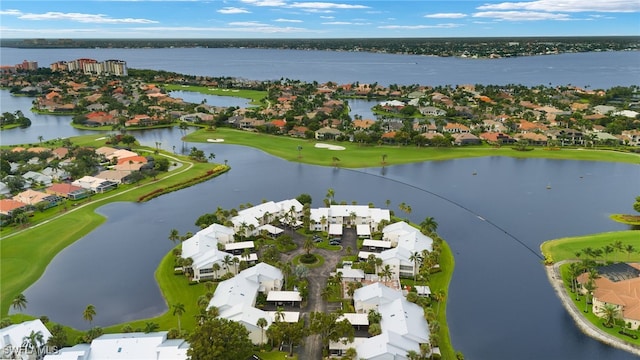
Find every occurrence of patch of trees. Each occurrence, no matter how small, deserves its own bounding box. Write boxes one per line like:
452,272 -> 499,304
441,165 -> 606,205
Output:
0,110 -> 31,128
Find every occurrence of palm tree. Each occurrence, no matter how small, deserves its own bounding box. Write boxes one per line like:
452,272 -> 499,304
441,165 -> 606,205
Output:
37,135 -> 44,144
326,188 -> 335,204
23,330 -> 44,354
275,307 -> 285,322
381,153 -> 388,165
420,216 -> 439,235
380,264 -> 393,283
83,304 -> 96,326
168,228 -> 180,244
433,289 -> 446,315
208,152 -> 216,162
409,251 -> 423,281
197,295 -> 210,309
144,322 -> 159,333
230,257 -> 238,274
11,293 -> 27,312
303,237 -> 315,256
257,317 -> 268,344
625,244 -> 636,261
583,281 -> 596,313
598,304 -> 620,328
212,263 -> 221,280
222,254 -> 233,273
172,303 -> 185,333
602,245 -> 614,262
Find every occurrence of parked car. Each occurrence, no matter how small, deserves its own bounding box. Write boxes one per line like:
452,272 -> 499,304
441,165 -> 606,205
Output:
330,237 -> 341,243
329,240 -> 341,246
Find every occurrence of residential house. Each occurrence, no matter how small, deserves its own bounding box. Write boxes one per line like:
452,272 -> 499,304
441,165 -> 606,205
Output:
315,127 -> 342,140
46,183 -> 88,200
181,223 -> 238,281
453,133 -> 480,145
14,189 -> 60,207
0,199 -> 28,216
336,284 -> 430,359
309,205 -> 390,237
480,132 -> 515,145
1,319 -> 52,360
419,106 -> 446,117
22,171 -> 53,187
44,332 -> 188,360
208,262 -> 296,344
577,263 -> 640,330
444,123 -> 470,134
95,170 -> 135,184
71,176 -> 118,193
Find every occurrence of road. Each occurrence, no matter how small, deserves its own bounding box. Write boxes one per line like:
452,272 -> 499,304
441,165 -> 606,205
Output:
280,227 -> 358,359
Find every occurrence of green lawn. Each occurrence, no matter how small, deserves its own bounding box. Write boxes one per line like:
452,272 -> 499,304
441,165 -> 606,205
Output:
540,231 -> 640,264
428,240 -> 456,360
185,127 -> 640,168
161,84 -> 267,105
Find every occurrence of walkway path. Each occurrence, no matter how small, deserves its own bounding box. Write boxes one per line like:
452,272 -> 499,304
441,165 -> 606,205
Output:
545,261 -> 640,356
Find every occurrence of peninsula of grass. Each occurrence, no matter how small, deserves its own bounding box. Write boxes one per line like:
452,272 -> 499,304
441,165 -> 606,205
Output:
0,123 -> 23,130
1,136 -> 226,317
427,238 -> 455,360
610,214 -> 640,226
540,231 -> 640,264
557,263 -> 640,347
161,84 -> 267,105
541,231 -> 640,348
185,127 -> 640,167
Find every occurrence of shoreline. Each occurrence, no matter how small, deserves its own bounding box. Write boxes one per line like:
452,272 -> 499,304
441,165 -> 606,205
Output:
545,261 -> 640,356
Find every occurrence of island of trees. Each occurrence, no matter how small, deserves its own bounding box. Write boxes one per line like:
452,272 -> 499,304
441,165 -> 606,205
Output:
2,36 -> 639,59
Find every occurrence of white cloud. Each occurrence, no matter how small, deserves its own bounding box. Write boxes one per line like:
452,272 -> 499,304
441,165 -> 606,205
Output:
218,7 -> 250,14
476,0 -> 640,13
425,13 -> 468,19
289,2 -> 369,10
319,16 -> 335,19
240,0 -> 287,6
228,21 -> 270,27
473,11 -> 571,21
379,23 -> 461,29
0,9 -> 22,16
274,18 -> 303,23
15,11 -> 158,24
322,21 -> 369,25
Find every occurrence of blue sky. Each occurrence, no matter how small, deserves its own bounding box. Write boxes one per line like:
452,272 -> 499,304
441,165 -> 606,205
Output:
1,0 -> 639,38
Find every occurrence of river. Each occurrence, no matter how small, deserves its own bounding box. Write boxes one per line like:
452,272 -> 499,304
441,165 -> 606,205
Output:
1,49 -> 639,359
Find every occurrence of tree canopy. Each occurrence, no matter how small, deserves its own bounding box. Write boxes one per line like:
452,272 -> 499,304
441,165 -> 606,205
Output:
186,316 -> 253,360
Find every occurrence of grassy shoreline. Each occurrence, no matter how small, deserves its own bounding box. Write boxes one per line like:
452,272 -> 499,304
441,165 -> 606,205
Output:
185,127 -> 640,167
1,136 -> 225,317
541,231 -> 640,347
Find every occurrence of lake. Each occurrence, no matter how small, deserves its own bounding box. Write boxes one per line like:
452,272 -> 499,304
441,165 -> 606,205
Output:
1,47 -> 639,88
2,49 -> 639,359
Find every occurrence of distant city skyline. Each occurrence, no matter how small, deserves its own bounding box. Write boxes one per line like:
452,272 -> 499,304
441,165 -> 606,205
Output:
1,0 -> 639,39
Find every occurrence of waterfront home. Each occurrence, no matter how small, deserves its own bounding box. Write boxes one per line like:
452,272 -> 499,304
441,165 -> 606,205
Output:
309,205 -> 390,236
0,198 -> 28,216
1,319 -> 52,360
230,199 -> 303,237
356,221 -> 433,280
45,183 -> 88,200
44,332 -> 188,360
208,262 -> 299,344
95,170 -> 135,185
14,189 -> 60,207
577,263 -> 640,330
180,224 -> 238,280
332,283 -> 430,359
71,176 -> 117,193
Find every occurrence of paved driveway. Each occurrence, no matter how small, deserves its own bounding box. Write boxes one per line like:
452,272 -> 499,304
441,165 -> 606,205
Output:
279,227 -> 357,359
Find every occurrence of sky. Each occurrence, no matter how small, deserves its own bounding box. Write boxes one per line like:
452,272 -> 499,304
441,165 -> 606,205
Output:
1,0 -> 639,39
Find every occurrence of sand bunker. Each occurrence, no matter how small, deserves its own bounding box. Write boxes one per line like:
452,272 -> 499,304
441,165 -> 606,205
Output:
315,143 -> 345,151
207,139 -> 225,143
